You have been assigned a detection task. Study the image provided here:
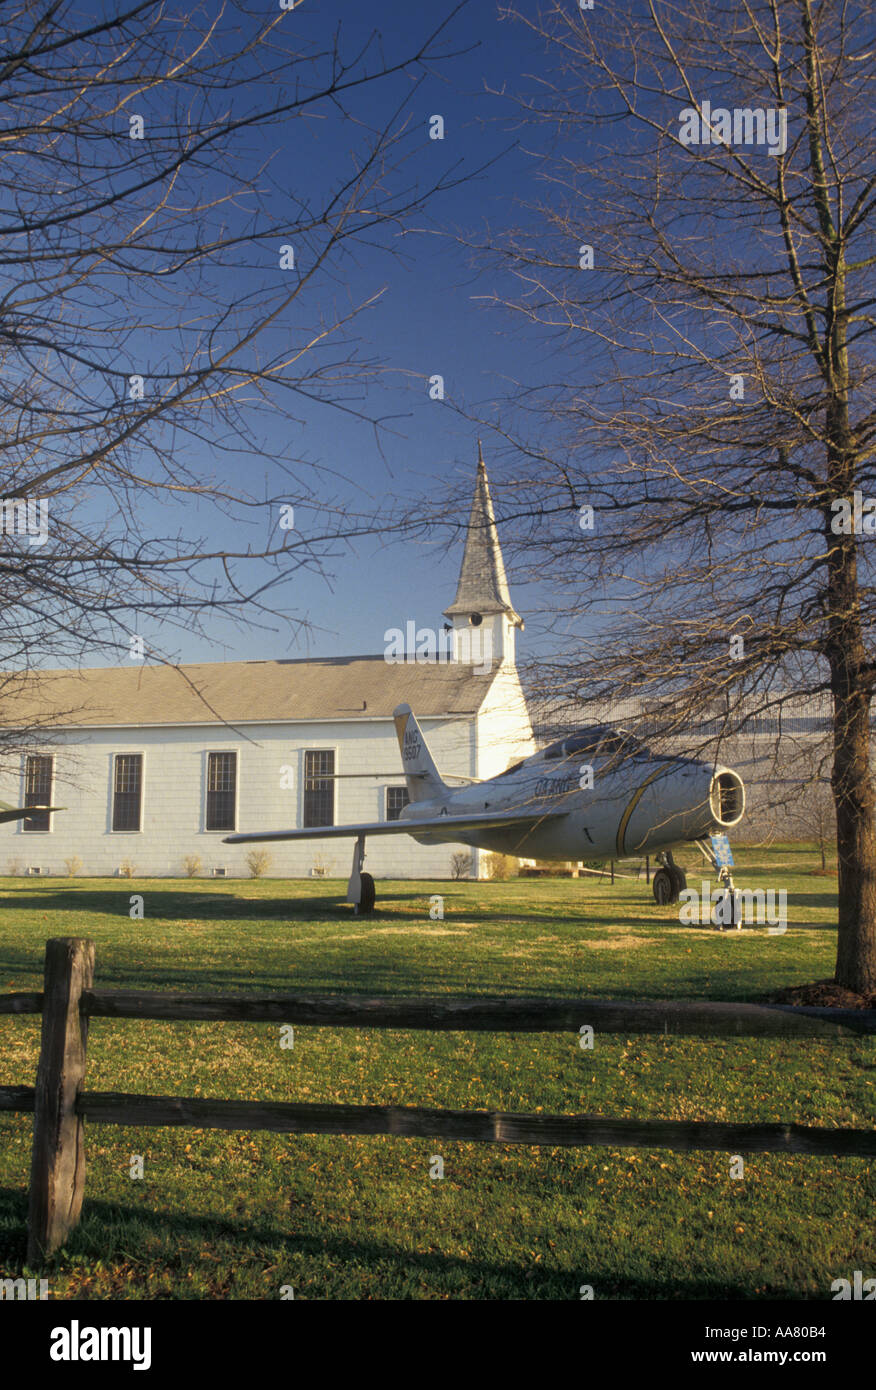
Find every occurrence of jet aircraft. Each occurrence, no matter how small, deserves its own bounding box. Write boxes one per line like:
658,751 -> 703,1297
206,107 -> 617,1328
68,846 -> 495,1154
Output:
225,704 -> 745,914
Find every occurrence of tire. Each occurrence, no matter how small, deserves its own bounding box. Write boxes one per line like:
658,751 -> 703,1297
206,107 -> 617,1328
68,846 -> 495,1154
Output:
668,865 -> 687,900
652,868 -> 674,905
358,872 -> 376,915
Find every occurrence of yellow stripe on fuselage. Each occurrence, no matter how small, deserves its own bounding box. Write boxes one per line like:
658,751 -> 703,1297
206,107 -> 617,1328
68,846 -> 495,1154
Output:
615,766 -> 670,859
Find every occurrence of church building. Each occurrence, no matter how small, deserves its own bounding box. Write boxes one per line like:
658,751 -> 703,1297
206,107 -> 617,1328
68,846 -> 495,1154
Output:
0,449 -> 535,881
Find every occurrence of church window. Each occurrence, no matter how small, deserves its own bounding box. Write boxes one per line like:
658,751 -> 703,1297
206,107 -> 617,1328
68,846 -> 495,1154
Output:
386,786 -> 409,820
112,754 -> 143,831
304,750 -> 335,827
23,754 -> 53,832
206,751 -> 237,831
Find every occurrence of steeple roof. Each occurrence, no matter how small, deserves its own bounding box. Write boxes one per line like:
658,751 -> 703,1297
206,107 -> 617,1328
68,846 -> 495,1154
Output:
443,443 -> 523,627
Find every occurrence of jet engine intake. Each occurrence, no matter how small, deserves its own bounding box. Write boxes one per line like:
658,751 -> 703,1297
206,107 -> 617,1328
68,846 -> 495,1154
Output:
710,770 -> 745,827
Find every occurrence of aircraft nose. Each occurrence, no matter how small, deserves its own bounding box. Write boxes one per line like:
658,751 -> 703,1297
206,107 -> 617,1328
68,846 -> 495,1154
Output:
617,756 -> 746,856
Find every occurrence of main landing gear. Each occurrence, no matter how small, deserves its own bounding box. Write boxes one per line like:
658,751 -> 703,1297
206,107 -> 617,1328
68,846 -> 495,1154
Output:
652,850 -> 687,905
347,834 -> 376,915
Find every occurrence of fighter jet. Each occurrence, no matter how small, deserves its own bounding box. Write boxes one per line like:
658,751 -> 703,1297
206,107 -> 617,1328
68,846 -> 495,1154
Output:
224,703 -> 745,914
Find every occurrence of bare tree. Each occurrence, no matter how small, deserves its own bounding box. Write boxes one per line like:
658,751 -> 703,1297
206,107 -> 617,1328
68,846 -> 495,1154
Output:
784,743 -> 836,869
796,787 -> 836,872
450,850 -> 472,879
0,1 -> 468,694
462,0 -> 876,992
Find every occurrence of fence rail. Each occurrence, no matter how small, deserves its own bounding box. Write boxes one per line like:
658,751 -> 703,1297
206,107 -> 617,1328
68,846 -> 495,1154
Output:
3,987 -> 875,1036
1,938 -> 874,1263
2,1088 -> 875,1158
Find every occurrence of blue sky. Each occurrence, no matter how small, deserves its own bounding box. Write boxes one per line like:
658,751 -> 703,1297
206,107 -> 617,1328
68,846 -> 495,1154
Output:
19,0 -> 867,678
123,0 -> 566,670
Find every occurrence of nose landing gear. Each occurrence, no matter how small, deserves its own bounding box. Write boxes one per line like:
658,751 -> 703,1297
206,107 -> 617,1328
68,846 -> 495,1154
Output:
693,834 -> 741,929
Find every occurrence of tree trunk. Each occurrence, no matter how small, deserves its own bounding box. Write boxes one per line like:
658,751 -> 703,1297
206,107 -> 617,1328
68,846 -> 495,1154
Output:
819,170 -> 876,992
827,414 -> 876,993
831,684 -> 876,994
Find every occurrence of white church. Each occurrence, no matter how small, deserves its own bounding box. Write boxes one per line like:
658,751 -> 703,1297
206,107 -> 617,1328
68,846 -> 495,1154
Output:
0,449 -> 536,881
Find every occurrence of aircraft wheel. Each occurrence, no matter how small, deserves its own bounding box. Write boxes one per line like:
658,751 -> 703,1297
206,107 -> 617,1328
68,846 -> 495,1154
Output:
652,868 -> 675,905
668,865 -> 687,899
358,872 -> 376,915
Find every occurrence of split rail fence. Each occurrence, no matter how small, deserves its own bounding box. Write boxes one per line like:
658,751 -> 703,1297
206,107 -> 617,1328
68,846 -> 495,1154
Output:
1,938 -> 875,1263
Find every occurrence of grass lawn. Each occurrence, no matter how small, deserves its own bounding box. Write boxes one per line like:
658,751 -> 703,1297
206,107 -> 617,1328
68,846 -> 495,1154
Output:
0,841 -> 873,1300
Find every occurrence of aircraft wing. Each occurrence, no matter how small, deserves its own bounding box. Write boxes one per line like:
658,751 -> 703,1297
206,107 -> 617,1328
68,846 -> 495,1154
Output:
223,810 -> 562,845
0,802 -> 64,824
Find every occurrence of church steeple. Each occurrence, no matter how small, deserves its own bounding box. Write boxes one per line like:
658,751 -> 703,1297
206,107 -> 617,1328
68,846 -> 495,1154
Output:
443,442 -> 523,667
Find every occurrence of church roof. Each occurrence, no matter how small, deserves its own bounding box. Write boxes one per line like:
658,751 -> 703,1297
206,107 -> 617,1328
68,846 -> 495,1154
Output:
443,444 -> 523,626
0,656 -> 498,730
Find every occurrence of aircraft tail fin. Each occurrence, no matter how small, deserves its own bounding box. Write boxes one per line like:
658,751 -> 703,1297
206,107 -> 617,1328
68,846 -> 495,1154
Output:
393,704 -> 448,803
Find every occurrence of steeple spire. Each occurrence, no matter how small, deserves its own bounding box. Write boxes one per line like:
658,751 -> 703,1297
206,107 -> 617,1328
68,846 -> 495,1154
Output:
443,443 -> 522,667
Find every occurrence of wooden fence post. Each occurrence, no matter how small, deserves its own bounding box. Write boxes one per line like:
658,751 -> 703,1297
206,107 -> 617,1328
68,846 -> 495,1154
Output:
27,938 -> 94,1264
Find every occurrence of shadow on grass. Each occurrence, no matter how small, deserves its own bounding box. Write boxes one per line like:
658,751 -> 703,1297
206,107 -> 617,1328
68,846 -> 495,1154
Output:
0,1185 -> 802,1301
0,882 -> 841,928
0,886 -> 627,943
0,888 -> 346,921
0,940 -> 651,996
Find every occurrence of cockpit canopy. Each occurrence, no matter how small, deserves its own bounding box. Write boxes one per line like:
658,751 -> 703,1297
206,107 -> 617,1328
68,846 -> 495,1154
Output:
539,725 -> 648,761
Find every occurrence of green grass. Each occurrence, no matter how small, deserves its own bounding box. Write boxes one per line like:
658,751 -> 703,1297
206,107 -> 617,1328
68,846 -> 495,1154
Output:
0,842 -> 873,1300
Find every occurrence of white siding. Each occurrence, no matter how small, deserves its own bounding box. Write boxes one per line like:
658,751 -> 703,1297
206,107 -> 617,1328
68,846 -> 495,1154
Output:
475,664 -> 536,779
470,663 -> 536,877
0,714 -> 485,880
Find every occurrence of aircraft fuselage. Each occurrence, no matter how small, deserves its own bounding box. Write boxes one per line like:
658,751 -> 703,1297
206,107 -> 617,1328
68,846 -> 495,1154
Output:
400,743 -> 744,862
